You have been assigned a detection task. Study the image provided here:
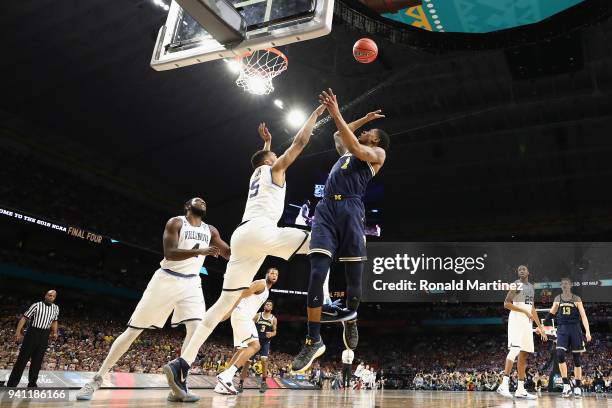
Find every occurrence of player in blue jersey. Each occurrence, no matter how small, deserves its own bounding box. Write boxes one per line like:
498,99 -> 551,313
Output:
292,89 -> 390,372
545,277 -> 592,398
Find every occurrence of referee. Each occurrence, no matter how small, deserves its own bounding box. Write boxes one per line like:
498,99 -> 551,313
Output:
6,290 -> 59,388
341,348 -> 354,389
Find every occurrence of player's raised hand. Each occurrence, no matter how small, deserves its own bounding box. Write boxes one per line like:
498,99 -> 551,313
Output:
258,122 -> 272,143
313,104 -> 326,117
319,89 -> 340,117
199,246 -> 220,257
366,109 -> 385,121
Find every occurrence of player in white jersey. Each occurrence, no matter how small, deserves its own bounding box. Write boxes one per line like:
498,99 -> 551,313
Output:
213,268 -> 279,395
77,198 -> 230,401
496,265 -> 547,400
164,104 -> 326,402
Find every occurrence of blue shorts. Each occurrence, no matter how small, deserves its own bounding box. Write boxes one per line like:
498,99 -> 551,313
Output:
556,324 -> 585,353
309,197 -> 366,262
257,338 -> 271,357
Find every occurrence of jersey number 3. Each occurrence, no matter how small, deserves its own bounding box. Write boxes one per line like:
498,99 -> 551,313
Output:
249,177 -> 260,198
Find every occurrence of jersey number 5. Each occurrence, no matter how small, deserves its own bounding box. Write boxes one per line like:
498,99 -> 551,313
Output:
249,177 -> 260,198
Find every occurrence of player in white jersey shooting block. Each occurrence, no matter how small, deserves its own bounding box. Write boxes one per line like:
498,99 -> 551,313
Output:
77,198 -> 230,401
163,104 -> 326,402
212,267 -> 278,395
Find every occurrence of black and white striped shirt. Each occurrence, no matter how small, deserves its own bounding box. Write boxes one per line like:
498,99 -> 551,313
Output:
24,302 -> 59,329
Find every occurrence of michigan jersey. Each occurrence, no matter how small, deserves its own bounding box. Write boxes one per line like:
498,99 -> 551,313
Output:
235,283 -> 269,318
256,312 -> 275,337
242,165 -> 286,223
159,216 -> 211,276
555,294 -> 581,325
324,152 -> 375,197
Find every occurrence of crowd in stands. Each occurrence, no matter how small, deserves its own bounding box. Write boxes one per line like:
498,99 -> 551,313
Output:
1,291 -> 609,393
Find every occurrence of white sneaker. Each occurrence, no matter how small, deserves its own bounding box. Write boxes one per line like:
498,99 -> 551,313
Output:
515,389 -> 538,399
214,383 -> 231,395
216,373 -> 238,395
574,387 -> 582,398
562,384 -> 572,398
76,374 -> 103,400
497,385 -> 512,398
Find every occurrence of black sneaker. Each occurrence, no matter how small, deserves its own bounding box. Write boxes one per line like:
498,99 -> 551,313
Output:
342,319 -> 358,350
259,378 -> 268,393
163,357 -> 190,400
237,382 -> 244,394
291,336 -> 326,372
321,307 -> 357,323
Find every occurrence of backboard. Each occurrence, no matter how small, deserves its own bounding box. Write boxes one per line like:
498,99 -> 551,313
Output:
151,0 -> 334,71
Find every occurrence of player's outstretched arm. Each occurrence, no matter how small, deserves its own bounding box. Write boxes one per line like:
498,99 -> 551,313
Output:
209,225 -> 231,260
334,110 -> 385,156
531,305 -> 547,341
259,122 -> 272,151
576,297 -> 592,342
321,89 -> 385,165
271,104 -> 326,175
163,217 -> 220,260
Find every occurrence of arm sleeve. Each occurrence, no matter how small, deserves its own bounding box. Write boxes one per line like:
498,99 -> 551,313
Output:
24,303 -> 37,318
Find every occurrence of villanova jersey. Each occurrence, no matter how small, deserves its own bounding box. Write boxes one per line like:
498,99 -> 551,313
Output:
555,294 -> 581,325
324,153 -> 375,197
256,312 -> 275,339
242,165 -> 286,223
235,283 -> 269,318
512,280 -> 535,313
160,216 -> 211,276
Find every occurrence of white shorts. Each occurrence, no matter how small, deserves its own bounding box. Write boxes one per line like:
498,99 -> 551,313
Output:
231,310 -> 259,348
508,311 -> 534,353
127,269 -> 205,329
222,217 -> 310,291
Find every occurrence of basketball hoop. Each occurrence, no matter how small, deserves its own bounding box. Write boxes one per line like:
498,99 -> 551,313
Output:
235,48 -> 288,95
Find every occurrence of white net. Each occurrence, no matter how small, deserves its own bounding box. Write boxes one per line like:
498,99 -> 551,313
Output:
235,48 -> 288,95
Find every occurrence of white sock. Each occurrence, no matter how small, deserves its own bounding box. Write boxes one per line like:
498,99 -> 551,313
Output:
502,376 -> 509,386
223,365 -> 238,378
517,380 -> 525,392
323,268 -> 331,304
97,328 -> 142,377
181,320 -> 199,353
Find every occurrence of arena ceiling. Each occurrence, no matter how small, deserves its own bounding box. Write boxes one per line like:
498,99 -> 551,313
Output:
1,0 -> 612,240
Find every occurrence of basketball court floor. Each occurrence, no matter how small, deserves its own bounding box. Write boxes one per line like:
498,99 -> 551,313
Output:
1,389 -> 609,407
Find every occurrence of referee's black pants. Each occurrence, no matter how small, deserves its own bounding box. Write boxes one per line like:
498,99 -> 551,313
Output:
342,363 -> 352,388
7,328 -> 50,387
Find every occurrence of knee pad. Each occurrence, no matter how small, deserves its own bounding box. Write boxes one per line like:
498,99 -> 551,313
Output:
506,346 -> 520,362
556,348 -> 566,363
572,352 -> 581,367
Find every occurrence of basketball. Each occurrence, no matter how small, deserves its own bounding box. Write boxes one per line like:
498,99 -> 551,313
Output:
353,38 -> 378,64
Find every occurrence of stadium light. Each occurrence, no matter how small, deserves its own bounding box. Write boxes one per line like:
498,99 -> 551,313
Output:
274,99 -> 284,109
287,109 -> 306,129
224,59 -> 241,74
